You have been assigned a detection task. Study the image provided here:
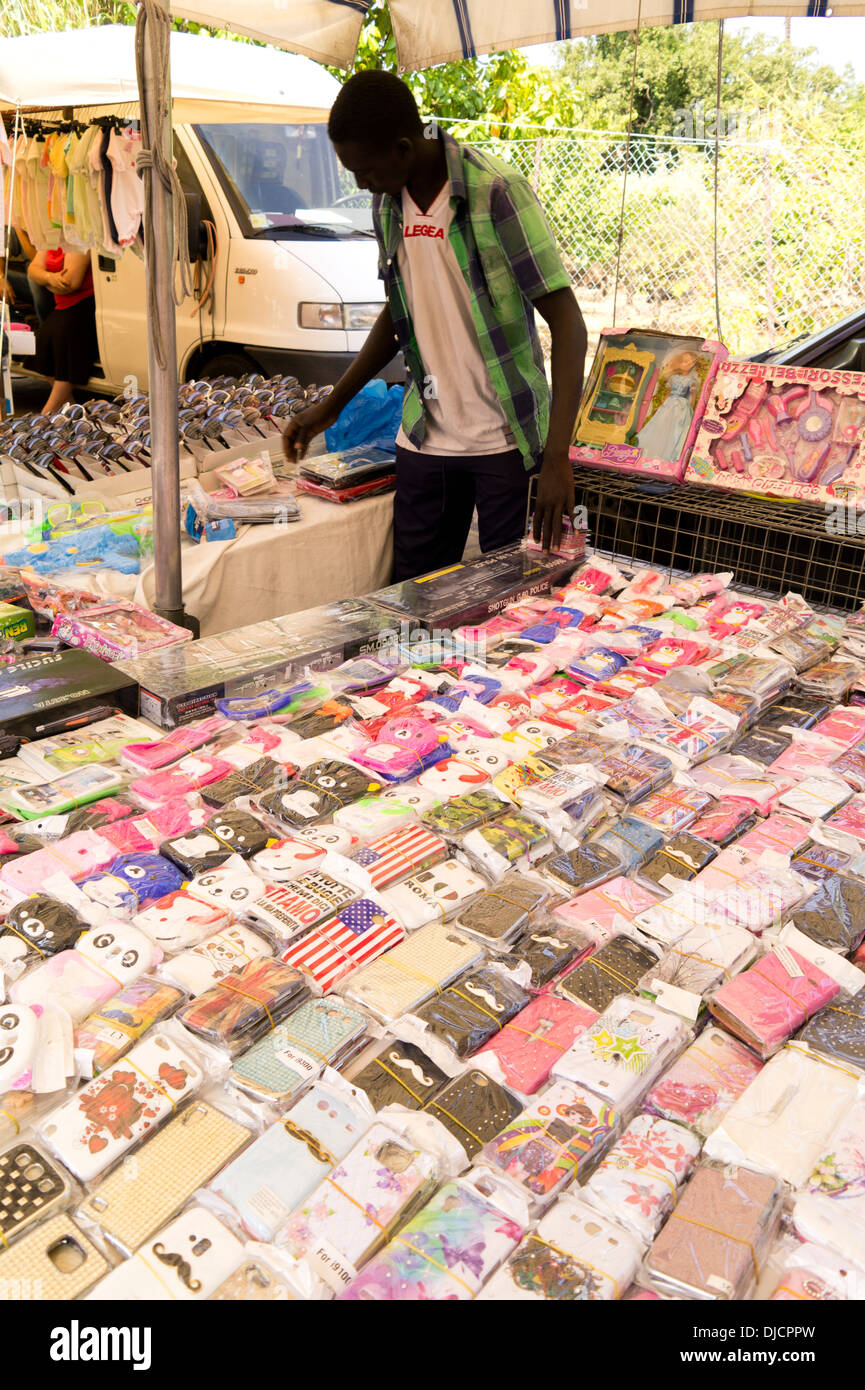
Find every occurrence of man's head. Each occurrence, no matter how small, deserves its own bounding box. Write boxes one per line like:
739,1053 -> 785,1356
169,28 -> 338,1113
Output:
328,70 -> 425,198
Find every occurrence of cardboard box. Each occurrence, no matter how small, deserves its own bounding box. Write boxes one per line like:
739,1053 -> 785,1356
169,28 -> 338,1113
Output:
0,648 -> 139,739
367,543 -> 581,632
0,602 -> 35,642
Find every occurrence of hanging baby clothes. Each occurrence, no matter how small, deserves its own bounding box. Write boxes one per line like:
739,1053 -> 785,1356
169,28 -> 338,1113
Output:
0,115 -> 11,259
107,125 -> 144,247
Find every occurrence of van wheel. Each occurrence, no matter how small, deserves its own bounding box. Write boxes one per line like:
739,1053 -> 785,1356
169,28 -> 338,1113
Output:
195,353 -> 260,382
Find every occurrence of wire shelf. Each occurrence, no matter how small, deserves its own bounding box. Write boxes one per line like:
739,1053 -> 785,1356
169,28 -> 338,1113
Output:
574,467 -> 865,613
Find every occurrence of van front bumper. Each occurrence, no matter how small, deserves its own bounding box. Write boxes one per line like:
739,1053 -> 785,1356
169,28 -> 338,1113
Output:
250,347 -> 405,388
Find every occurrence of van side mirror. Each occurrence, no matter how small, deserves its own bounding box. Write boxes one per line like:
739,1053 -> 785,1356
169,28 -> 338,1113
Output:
183,190 -> 208,262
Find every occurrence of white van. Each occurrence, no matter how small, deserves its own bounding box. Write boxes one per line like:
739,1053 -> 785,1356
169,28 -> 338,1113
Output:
0,27 -> 395,393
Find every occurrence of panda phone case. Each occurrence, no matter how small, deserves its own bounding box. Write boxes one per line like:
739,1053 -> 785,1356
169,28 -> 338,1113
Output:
0,1141 -> 76,1248
77,1101 -> 251,1257
0,1213 -> 109,1299
38,1031 -> 205,1183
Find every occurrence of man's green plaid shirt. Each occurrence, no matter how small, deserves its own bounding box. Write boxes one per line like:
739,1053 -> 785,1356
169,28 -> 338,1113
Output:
372,131 -> 572,470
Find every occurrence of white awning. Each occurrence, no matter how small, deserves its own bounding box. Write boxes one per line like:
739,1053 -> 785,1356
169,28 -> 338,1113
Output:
0,24 -> 339,121
170,0 -> 865,70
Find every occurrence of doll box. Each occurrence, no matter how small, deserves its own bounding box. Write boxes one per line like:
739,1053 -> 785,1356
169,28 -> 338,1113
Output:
685,360 -> 865,505
0,647 -> 139,738
570,329 -> 727,481
368,543 -> 581,632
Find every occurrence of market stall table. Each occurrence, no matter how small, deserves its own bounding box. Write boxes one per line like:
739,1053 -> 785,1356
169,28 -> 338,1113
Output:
0,487 -> 395,637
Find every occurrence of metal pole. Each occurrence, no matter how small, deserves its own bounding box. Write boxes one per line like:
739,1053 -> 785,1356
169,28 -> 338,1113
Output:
138,0 -> 186,627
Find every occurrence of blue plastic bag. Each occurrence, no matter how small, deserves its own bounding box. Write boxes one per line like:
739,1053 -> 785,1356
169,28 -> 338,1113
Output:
324,380 -> 404,452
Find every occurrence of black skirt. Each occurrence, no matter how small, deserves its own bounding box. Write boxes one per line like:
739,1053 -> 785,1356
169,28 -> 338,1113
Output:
34,296 -> 98,386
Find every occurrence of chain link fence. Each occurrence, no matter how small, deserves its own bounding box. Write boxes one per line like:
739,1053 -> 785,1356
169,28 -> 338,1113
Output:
451,126 -> 865,359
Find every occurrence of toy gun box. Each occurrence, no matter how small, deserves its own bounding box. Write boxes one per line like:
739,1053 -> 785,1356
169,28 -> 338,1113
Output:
0,648 -> 139,739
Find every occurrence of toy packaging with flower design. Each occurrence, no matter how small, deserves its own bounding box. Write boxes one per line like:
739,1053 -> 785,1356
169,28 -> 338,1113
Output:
570,329 -> 727,481
686,359 -> 865,504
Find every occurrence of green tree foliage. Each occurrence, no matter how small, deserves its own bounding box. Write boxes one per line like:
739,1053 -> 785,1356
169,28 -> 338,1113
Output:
331,0 -> 578,137
559,24 -> 865,143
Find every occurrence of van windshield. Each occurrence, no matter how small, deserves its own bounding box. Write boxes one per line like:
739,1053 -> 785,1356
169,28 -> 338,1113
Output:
196,122 -> 373,238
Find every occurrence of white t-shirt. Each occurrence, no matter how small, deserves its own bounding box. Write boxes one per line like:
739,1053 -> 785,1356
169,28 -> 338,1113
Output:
395,180 -> 512,456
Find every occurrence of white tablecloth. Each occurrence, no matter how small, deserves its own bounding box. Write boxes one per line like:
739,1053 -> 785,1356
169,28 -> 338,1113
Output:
2,489 -> 396,637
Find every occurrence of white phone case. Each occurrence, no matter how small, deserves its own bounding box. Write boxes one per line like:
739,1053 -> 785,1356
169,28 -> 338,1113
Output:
87,1206 -> 245,1301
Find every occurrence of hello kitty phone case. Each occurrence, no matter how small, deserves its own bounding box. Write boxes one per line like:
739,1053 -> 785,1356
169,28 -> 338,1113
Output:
134,890 -> 232,955
0,1213 -> 109,1299
77,1101 -> 251,1257
87,1206 -> 245,1301
251,836 -> 327,883
39,1031 -> 205,1183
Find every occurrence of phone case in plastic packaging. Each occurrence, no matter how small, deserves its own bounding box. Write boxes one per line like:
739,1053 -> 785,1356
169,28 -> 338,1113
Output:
460,810 -> 550,881
538,842 -> 621,895
513,769 -> 608,847
211,1080 -> 373,1242
177,959 -> 309,1054
251,835 -> 328,883
10,922 -> 163,1026
644,1025 -> 763,1140
75,852 -> 186,918
281,898 -> 405,994
557,935 -> 660,1014
1,831 -> 116,894
788,873 -> 865,953
381,858 -> 488,932
199,757 -> 285,810
796,656 -> 863,701
689,800 -> 760,847
332,785 -> 440,841
417,788 -> 505,839
128,753 -> 236,808
0,894 -> 87,974
512,920 -> 595,990
341,1171 -> 525,1300
793,1095 -> 865,1273
38,1029 -> 205,1183
76,1100 -> 252,1257
0,1212 -> 109,1299
708,947 -> 839,1058
550,874 -> 659,948
475,993 -> 597,1094
351,823 -> 448,890
344,1039 -> 444,1112
597,744 -> 673,805
642,1161 -> 785,1301
636,834 -> 718,896
259,760 -> 380,828
703,1043 -> 860,1187
770,1242 -> 865,1302
480,1194 -> 642,1301
591,817 -> 665,872
185,860 -> 269,915
642,919 -> 756,1003
338,922 -> 484,1024
87,1205 -> 245,1301
422,1068 -> 522,1159
757,694 -> 831,732
479,1079 -> 620,1206
245,865 -> 362,945
581,1115 -> 700,1248
552,996 -> 691,1115
73,977 -> 185,1075
491,753 -> 562,805
159,813 -> 270,877
133,890 -> 232,956
799,987 -> 865,1072
0,1141 -> 78,1250
453,874 -> 549,951
276,1115 -> 445,1295
407,966 -> 531,1061
229,997 -> 368,1103
159,922 -> 272,998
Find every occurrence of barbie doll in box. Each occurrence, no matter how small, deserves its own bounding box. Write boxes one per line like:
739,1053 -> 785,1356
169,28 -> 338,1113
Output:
637,350 -> 702,462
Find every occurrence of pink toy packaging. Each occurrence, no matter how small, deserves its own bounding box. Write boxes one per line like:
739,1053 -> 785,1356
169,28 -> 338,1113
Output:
570,329 -> 727,481
52,601 -> 193,662
686,359 -> 865,504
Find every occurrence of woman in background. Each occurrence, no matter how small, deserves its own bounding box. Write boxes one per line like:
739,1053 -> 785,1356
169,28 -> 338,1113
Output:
27,245 -> 98,413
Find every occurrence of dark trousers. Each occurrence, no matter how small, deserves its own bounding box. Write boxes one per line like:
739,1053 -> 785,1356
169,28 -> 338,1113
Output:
393,444 -> 536,581
6,271 -> 53,324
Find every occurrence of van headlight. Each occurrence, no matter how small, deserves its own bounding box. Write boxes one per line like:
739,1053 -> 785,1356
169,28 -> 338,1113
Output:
298,302 -> 384,330
344,302 -> 384,330
298,302 -> 343,329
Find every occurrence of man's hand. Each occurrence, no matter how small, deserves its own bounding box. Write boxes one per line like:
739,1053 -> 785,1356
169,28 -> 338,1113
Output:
532,446 -> 575,554
282,397 -> 342,464
0,277 -> 15,306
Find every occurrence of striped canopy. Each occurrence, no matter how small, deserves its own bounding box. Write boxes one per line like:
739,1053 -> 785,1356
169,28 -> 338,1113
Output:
171,0 -> 863,70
